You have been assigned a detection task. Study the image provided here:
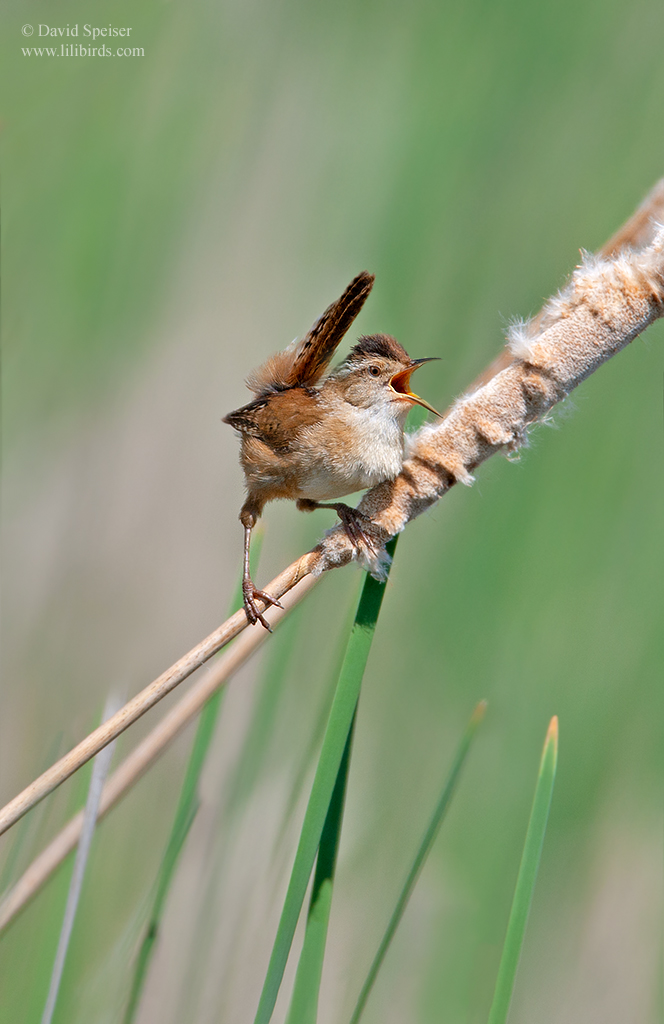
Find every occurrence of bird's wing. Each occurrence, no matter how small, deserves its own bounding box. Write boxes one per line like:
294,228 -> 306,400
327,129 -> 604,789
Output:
223,387 -> 321,453
246,271 -> 375,395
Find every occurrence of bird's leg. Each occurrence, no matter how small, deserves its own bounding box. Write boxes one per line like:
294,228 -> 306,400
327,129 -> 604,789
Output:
297,499 -> 378,555
240,509 -> 283,632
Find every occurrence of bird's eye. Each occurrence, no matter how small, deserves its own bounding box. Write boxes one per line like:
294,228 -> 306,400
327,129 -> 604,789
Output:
368,365 -> 380,377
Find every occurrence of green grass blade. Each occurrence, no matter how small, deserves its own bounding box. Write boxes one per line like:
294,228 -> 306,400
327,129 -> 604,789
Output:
285,713 -> 356,1024
487,716 -> 559,1024
274,586 -> 362,855
122,795 -> 199,1023
349,700 -> 487,1024
42,696 -> 120,1024
123,534 -> 264,1024
253,537 -> 398,1024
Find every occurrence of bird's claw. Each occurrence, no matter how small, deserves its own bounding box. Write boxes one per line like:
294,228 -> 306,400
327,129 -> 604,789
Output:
334,504 -> 379,556
242,580 -> 283,632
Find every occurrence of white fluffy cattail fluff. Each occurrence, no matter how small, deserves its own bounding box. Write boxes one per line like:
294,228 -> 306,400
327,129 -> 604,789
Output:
317,191 -> 664,577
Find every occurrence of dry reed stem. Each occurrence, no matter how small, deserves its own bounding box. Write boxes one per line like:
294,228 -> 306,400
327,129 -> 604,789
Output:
445,179 -> 664,403
318,181 -> 664,568
0,557 -> 318,839
0,576 -> 319,930
0,180 -> 662,845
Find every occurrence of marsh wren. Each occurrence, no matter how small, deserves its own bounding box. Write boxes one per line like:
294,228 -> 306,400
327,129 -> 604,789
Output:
224,272 -> 440,629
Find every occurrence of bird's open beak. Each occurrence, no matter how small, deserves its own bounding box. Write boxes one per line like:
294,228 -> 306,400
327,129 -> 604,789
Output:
389,358 -> 441,417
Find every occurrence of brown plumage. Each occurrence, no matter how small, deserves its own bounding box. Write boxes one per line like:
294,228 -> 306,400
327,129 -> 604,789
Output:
244,271 -> 375,394
223,388 -> 320,452
224,272 -> 439,629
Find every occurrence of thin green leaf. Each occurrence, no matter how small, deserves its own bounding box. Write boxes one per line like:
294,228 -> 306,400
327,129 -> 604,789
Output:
349,700 -> 487,1024
253,537 -> 398,1024
285,714 -> 356,1024
272,585 -> 362,861
41,696 -> 120,1024
123,533 -> 264,1024
487,716 -> 559,1024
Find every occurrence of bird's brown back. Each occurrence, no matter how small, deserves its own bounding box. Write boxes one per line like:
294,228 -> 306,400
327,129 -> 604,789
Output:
223,387 -> 322,454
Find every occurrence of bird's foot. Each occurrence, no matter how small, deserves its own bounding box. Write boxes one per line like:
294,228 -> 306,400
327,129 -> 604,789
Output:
329,503 -> 379,556
297,499 -> 380,560
242,578 -> 283,632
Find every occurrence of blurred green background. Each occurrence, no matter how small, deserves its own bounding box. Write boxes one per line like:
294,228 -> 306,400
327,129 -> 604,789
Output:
1,0 -> 663,1021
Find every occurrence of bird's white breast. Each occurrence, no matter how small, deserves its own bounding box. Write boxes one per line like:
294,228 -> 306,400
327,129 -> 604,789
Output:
294,401 -> 406,501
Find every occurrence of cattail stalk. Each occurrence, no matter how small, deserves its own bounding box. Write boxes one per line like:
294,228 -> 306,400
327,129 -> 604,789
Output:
0,180 -> 661,857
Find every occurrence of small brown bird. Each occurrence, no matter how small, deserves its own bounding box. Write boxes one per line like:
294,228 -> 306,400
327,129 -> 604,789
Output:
223,272 -> 440,629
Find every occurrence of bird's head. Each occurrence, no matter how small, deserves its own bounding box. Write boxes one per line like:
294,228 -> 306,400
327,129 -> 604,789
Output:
328,334 -> 440,419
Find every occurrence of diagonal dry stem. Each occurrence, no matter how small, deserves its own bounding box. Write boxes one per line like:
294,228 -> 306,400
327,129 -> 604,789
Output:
0,178 -> 662,851
318,180 -> 664,567
0,576 -> 319,930
0,558 -> 318,839
435,178 -> 664,409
